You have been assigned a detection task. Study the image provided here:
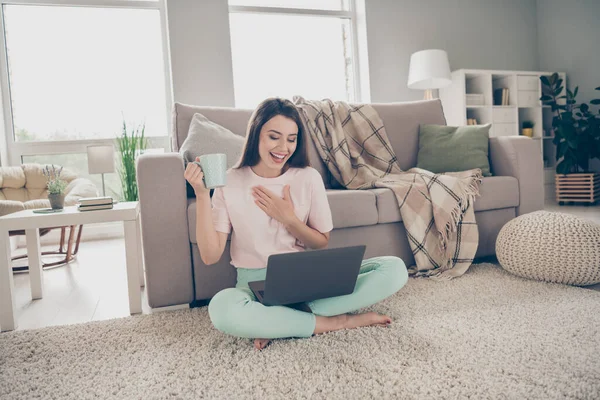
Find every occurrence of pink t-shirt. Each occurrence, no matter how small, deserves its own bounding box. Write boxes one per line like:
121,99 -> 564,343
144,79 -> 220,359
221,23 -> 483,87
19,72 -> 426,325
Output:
211,166 -> 334,269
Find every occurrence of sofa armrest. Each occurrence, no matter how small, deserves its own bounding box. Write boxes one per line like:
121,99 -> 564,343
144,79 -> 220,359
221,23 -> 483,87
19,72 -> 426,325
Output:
0,200 -> 25,218
489,136 -> 543,216
137,153 -> 194,308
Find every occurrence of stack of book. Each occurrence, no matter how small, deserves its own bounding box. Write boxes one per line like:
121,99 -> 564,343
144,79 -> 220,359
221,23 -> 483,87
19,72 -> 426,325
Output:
467,118 -> 479,125
465,93 -> 484,106
493,88 -> 510,105
77,196 -> 114,211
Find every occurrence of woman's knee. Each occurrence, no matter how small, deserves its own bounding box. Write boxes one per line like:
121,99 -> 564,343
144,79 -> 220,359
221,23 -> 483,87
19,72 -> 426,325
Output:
381,256 -> 409,294
208,288 -> 250,333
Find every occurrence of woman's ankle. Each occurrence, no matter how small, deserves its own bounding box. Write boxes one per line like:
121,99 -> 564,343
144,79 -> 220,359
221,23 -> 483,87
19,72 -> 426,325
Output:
313,314 -> 348,335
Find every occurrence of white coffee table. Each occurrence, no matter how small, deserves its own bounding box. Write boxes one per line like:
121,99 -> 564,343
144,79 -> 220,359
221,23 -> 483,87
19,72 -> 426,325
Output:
0,201 -> 144,332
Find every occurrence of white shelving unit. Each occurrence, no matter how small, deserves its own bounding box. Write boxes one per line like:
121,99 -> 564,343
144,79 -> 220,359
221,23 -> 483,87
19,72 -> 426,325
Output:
440,69 -> 566,186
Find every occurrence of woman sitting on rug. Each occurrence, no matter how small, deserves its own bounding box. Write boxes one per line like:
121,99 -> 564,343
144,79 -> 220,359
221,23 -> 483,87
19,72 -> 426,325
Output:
184,97 -> 408,350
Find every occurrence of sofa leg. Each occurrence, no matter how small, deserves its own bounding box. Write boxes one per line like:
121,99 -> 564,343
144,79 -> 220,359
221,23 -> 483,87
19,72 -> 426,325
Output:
189,299 -> 210,308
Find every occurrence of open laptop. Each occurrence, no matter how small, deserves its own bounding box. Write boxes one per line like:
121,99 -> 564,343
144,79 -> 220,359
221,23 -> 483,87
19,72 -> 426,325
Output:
247,245 -> 366,310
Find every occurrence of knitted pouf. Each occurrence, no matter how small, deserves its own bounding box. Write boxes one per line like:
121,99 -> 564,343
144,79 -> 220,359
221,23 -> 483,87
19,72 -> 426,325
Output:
496,210 -> 600,286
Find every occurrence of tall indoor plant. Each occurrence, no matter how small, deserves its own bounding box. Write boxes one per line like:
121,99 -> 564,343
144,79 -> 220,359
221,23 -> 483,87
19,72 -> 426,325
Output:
116,120 -> 147,201
540,73 -> 600,174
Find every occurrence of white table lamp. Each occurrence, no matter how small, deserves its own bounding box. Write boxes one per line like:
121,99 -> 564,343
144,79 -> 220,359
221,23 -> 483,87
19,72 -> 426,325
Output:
407,49 -> 452,100
87,145 -> 115,197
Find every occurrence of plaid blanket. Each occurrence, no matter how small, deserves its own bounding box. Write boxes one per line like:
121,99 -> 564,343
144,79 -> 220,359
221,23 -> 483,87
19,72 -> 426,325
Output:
293,97 -> 483,280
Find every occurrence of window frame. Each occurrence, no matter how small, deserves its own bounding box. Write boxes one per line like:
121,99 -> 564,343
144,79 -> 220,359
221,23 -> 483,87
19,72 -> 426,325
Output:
228,1 -> 365,107
0,0 -> 174,167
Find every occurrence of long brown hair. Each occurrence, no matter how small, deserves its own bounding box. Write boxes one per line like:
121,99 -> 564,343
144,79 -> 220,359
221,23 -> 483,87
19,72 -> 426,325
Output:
235,97 -> 310,170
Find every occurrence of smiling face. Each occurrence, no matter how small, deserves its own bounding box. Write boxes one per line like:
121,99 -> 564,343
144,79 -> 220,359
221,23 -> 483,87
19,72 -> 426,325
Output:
255,114 -> 298,175
236,97 -> 310,175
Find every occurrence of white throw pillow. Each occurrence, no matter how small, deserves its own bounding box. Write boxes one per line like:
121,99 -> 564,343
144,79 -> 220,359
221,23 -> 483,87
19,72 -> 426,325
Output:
179,113 -> 245,169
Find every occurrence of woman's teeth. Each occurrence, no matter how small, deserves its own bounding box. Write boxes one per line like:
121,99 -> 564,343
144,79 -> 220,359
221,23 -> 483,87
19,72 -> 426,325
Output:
270,152 -> 286,163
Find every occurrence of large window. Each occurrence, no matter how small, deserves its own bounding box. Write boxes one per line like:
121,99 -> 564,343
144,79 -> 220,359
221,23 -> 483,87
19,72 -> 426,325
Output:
0,0 -> 171,168
228,0 -> 361,109
229,0 -> 348,11
22,153 -> 121,199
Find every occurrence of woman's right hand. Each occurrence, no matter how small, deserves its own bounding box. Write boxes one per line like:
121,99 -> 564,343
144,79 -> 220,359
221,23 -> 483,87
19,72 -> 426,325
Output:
184,157 -> 209,197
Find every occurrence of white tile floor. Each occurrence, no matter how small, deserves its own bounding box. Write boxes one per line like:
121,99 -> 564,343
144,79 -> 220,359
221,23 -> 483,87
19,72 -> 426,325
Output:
7,200 -> 600,331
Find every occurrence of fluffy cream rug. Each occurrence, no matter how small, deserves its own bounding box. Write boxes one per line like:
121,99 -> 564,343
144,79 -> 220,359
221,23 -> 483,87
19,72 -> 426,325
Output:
1,263 -> 599,399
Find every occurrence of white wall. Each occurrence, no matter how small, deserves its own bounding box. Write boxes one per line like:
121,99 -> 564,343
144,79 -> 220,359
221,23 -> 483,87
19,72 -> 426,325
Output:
166,0 -> 235,107
365,0 -> 539,102
537,0 -> 600,107
165,0 -> 548,105
536,0 -> 600,171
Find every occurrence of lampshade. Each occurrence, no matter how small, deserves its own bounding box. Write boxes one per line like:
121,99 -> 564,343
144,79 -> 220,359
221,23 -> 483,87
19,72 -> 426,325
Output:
87,145 -> 115,174
407,49 -> 452,90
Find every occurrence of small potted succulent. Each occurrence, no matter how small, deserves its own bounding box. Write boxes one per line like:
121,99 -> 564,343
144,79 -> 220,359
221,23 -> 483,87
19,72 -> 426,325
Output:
521,121 -> 535,137
43,165 -> 68,209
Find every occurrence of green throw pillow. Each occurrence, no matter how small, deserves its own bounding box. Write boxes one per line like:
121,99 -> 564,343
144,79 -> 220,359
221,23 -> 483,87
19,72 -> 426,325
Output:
417,124 -> 492,176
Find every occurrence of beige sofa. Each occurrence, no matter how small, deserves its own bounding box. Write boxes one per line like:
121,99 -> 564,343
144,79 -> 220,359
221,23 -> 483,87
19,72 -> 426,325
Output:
137,99 -> 543,308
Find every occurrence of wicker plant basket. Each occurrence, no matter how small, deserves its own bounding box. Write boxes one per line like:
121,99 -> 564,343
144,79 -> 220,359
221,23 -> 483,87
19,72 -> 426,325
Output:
555,173 -> 600,205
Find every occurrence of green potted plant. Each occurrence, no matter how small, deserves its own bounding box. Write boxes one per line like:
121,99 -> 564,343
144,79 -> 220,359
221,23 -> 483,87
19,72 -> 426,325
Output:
116,120 -> 147,201
540,73 -> 600,204
43,165 -> 68,209
540,73 -> 600,174
521,120 -> 535,137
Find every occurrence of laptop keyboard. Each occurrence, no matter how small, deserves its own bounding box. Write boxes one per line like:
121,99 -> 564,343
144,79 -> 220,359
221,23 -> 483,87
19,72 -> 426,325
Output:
258,290 -> 265,298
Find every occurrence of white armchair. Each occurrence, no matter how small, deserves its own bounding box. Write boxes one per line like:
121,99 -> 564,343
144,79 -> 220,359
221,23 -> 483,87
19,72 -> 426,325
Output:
0,164 -> 98,271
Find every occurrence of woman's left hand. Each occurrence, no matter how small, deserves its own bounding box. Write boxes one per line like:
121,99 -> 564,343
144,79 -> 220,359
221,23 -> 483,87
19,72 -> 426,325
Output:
252,185 -> 297,226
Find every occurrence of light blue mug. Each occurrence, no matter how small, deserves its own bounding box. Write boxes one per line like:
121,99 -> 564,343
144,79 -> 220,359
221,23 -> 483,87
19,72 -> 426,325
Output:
194,153 -> 227,189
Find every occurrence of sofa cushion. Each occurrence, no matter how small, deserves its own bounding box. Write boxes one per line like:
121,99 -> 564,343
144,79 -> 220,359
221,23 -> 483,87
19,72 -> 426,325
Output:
0,200 -> 25,217
22,164 -> 77,187
24,199 -> 50,210
326,189 -> 378,229
417,124 -> 492,176
23,164 -> 52,189
179,112 -> 245,168
64,178 -> 98,203
0,166 -> 25,189
26,188 -> 47,201
2,188 -> 27,202
186,189 -> 378,243
371,188 -> 402,224
173,103 -> 251,152
22,164 -> 49,188
372,176 -> 520,224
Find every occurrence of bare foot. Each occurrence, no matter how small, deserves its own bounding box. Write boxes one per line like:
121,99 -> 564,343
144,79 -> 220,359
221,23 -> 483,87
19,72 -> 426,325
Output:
342,312 -> 392,330
254,338 -> 271,350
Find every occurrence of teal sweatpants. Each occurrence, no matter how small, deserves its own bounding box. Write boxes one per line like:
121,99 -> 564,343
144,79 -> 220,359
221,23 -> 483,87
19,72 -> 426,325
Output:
207,256 -> 408,339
